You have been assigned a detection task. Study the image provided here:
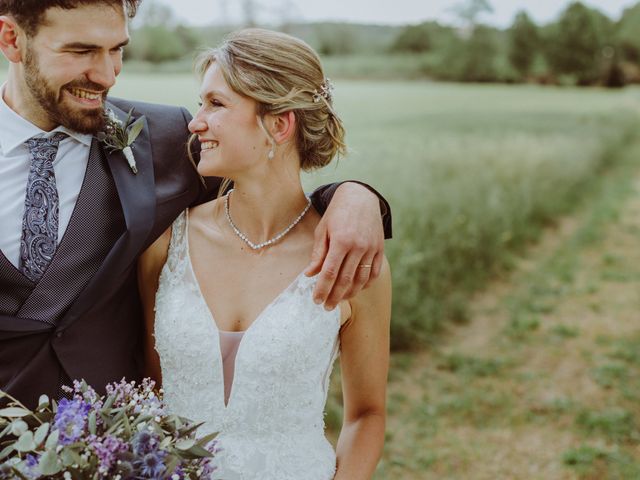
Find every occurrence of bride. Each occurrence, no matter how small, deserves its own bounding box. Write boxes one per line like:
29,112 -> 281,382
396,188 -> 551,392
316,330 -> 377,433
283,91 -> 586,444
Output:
138,29 -> 391,480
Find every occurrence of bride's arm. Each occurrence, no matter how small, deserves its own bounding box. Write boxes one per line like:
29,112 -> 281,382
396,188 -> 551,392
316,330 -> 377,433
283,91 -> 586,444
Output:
137,228 -> 172,387
334,258 -> 391,480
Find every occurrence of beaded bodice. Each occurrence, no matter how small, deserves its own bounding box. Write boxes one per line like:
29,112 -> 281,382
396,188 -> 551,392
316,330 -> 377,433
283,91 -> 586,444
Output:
153,211 -> 341,480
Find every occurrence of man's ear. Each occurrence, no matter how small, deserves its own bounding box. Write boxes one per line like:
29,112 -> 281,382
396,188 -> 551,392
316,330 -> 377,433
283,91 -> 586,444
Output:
0,16 -> 23,63
270,111 -> 296,145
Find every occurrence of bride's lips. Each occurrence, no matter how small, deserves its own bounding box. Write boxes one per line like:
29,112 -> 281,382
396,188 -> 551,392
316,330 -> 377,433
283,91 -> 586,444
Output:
64,87 -> 104,107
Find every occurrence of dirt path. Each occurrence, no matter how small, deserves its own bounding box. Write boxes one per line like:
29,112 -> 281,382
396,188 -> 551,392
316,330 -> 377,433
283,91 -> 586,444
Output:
375,141 -> 640,479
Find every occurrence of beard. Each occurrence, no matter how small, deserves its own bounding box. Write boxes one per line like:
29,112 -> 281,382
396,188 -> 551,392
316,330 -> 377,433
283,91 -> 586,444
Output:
23,46 -> 108,134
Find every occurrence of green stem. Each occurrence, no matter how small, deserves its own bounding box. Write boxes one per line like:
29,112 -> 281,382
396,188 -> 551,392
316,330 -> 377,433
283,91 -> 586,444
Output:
0,391 -> 44,426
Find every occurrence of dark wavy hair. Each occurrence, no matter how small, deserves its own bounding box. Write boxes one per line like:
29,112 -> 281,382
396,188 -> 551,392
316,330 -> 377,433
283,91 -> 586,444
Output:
0,0 -> 141,35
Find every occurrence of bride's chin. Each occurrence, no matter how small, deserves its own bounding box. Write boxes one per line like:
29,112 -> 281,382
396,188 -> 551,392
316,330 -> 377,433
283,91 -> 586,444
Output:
197,160 -> 225,178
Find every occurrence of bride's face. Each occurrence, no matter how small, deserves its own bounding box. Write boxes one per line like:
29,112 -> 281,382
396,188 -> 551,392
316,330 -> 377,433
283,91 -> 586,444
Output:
189,63 -> 269,178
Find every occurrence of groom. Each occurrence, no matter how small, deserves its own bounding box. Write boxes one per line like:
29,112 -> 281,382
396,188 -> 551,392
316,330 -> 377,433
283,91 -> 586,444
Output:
0,0 -> 391,407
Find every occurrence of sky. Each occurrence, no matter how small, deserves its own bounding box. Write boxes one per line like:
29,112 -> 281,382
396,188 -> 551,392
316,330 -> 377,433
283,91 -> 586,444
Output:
154,0 -> 637,27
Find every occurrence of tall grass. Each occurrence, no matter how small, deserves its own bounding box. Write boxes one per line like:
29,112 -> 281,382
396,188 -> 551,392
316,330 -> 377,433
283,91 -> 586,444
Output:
92,76 -> 640,350
301,82 -> 640,349
3,68 -> 638,350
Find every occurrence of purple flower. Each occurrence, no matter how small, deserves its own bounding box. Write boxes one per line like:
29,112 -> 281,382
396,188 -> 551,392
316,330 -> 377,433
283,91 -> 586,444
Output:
137,451 -> 167,479
53,397 -> 91,445
198,458 -> 218,479
194,441 -> 220,478
132,430 -> 158,456
87,434 -> 127,474
105,379 -> 136,408
1,456 -> 40,480
131,430 -> 171,478
20,454 -> 40,479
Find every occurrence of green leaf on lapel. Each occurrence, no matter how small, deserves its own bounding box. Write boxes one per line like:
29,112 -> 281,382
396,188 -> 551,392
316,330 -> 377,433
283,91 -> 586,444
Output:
127,116 -> 145,145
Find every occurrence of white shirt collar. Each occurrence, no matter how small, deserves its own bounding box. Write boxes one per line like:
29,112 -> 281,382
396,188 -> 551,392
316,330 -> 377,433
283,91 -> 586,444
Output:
0,82 -> 93,155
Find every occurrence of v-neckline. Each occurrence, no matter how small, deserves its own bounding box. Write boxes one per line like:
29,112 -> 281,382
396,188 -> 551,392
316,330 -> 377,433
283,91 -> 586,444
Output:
183,209 -> 308,408
184,209 -> 307,334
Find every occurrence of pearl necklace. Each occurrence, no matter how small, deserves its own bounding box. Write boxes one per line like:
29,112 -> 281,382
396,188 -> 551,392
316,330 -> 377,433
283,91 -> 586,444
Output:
224,189 -> 312,250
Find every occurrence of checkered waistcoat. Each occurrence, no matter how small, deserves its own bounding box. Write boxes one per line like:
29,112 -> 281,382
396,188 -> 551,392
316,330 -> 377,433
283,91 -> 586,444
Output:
0,99 -> 214,408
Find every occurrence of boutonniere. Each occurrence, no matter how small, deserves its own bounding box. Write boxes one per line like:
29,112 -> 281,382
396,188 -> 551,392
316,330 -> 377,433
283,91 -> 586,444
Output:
96,108 -> 145,174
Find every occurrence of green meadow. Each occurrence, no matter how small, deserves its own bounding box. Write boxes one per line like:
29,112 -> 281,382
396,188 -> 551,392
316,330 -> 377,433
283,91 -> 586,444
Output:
3,67 -> 639,349
3,69 -> 640,478
113,75 -> 640,349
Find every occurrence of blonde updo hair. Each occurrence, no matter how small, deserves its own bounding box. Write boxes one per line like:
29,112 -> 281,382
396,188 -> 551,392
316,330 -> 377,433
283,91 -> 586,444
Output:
194,28 -> 347,171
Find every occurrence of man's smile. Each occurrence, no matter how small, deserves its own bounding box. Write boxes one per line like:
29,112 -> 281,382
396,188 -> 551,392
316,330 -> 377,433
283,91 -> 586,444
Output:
66,87 -> 104,106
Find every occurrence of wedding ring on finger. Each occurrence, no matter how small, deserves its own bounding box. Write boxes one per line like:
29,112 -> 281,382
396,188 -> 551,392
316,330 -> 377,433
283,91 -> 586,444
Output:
358,264 -> 373,269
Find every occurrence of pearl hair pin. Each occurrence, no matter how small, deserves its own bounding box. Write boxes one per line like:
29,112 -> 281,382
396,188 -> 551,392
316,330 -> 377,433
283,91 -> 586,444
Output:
313,78 -> 334,103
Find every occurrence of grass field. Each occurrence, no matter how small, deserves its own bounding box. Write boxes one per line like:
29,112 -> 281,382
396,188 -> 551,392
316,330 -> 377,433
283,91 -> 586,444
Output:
3,68 -> 639,348
107,76 -> 640,478
107,75 -> 640,344
3,70 -> 640,476
370,134 -> 640,479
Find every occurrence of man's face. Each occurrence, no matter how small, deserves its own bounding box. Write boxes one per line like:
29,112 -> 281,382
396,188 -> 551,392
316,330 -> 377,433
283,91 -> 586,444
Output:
17,4 -> 129,133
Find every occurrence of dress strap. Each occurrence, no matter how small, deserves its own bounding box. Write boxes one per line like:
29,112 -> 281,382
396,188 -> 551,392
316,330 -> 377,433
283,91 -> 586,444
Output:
165,210 -> 188,272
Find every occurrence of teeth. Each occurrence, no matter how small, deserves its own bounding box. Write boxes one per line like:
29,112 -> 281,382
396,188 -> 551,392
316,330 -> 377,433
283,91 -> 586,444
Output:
69,88 -> 102,100
202,141 -> 219,150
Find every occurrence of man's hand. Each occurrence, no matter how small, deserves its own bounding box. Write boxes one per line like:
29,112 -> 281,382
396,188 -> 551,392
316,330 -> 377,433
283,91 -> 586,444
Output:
305,182 -> 385,310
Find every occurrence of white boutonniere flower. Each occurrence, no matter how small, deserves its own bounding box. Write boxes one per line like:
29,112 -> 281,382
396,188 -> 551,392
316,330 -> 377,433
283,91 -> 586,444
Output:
96,108 -> 145,174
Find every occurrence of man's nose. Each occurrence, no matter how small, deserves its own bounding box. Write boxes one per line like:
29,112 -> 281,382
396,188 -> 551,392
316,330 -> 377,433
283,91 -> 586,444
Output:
86,53 -> 118,90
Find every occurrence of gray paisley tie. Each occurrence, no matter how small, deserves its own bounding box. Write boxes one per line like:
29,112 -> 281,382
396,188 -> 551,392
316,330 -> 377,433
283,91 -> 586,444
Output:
19,132 -> 68,282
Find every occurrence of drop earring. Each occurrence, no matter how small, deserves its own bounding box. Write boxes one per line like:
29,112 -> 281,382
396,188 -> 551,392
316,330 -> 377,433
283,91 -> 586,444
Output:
268,145 -> 275,160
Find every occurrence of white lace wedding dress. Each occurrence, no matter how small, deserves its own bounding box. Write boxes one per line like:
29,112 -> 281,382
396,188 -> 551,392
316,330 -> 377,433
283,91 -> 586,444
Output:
153,211 -> 341,480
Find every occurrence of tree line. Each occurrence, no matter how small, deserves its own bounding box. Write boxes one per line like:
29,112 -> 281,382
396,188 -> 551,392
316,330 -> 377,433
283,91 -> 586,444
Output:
391,1 -> 637,86
124,0 -> 640,87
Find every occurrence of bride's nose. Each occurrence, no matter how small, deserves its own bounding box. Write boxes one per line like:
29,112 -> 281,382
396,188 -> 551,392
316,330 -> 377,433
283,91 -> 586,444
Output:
188,115 -> 207,134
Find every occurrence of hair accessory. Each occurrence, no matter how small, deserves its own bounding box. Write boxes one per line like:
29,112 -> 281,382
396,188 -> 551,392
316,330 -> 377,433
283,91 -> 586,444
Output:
313,78 -> 334,104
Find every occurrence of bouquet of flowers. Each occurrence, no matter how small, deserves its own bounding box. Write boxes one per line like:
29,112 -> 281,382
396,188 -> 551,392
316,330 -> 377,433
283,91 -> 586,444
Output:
0,379 -> 218,479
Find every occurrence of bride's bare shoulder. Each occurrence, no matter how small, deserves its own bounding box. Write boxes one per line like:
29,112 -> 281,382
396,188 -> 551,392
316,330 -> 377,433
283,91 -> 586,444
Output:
188,198 -> 226,234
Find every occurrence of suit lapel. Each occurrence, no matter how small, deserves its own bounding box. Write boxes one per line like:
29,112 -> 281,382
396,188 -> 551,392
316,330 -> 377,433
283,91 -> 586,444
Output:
58,103 -> 156,330
102,102 -> 155,244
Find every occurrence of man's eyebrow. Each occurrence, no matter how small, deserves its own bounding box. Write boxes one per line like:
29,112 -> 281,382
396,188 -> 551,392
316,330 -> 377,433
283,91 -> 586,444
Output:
61,39 -> 130,50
